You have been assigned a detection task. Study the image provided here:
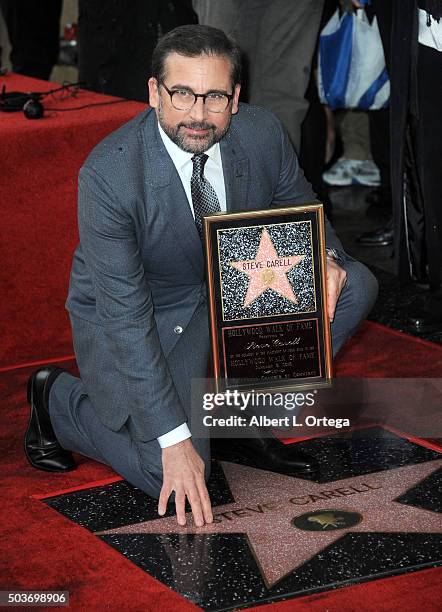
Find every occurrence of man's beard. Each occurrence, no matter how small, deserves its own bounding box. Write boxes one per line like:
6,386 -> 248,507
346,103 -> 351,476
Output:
157,100 -> 231,154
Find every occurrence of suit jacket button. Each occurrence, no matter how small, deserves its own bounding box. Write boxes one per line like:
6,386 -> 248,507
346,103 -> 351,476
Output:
174,325 -> 183,334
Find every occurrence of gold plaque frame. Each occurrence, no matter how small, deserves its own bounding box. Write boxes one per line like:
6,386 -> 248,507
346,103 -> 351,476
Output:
204,203 -> 333,393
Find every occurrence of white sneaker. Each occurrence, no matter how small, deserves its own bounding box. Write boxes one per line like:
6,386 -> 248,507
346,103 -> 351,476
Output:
323,158 -> 356,186
323,158 -> 381,187
351,160 -> 380,187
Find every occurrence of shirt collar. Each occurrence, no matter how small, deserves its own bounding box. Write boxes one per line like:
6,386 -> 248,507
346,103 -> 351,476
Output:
158,122 -> 222,172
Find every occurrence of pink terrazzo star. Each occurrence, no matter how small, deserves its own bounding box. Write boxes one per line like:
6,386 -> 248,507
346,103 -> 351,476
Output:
230,228 -> 306,307
97,459 -> 442,588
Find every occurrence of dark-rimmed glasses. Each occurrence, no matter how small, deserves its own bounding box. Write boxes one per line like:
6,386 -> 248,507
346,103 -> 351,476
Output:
160,82 -> 234,113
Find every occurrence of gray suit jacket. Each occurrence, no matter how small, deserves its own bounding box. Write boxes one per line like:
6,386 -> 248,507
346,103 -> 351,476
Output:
66,104 -> 342,441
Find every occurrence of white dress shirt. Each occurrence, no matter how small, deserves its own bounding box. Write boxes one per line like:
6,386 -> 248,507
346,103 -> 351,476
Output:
156,123 -> 226,448
158,123 -> 227,213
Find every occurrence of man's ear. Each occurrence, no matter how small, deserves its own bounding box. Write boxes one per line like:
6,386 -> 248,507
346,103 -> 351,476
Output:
148,77 -> 159,108
231,84 -> 241,115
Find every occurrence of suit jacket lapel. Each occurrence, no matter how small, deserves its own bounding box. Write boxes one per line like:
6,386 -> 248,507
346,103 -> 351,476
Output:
141,113 -> 204,276
220,126 -> 249,213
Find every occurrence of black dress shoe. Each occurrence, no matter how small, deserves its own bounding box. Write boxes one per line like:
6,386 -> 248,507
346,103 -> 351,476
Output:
211,434 -> 318,474
356,218 -> 393,246
407,308 -> 442,334
25,367 -> 76,472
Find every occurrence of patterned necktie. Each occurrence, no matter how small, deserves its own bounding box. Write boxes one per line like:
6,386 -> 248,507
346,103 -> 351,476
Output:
191,153 -> 221,239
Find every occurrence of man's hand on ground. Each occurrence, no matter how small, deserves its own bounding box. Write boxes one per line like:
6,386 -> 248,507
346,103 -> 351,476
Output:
158,438 -> 213,527
326,259 -> 347,322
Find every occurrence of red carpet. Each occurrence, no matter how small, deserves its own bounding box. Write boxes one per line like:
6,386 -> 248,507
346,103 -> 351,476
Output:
335,320 -> 442,377
0,74 -> 145,370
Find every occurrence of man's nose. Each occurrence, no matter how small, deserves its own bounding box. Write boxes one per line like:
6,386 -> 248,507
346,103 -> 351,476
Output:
189,96 -> 207,121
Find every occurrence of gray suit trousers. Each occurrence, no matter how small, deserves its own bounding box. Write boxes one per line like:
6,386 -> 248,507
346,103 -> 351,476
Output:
49,258 -> 377,499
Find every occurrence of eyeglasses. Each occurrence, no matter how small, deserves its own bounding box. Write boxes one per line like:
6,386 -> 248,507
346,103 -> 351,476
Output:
159,82 -> 234,113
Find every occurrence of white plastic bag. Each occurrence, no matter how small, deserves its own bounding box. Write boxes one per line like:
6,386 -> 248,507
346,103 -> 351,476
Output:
318,8 -> 390,110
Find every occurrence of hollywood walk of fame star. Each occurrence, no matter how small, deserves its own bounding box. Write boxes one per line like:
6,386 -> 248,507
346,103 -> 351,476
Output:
229,228 -> 306,308
97,459 -> 442,589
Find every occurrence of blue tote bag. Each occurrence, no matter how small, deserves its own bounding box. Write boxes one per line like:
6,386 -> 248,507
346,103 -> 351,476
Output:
317,8 -> 390,110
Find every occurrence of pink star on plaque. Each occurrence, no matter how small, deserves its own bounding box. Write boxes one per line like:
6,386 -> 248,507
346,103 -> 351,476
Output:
230,229 -> 306,308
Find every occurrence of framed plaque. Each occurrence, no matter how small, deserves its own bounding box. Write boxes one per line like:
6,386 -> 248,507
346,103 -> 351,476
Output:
204,203 -> 332,392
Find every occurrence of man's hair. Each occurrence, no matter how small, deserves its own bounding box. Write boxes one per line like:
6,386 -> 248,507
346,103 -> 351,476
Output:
152,24 -> 242,88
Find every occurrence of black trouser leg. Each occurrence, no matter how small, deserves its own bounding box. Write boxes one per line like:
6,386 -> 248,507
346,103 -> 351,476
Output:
416,44 -> 442,291
0,0 -> 62,80
368,0 -> 393,205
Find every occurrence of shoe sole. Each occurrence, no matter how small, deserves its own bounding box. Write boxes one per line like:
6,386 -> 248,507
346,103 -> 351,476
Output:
352,179 -> 381,187
323,178 -> 352,187
355,241 -> 393,247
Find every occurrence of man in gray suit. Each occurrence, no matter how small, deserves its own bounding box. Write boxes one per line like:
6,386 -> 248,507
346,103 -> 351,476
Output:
25,25 -> 378,528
